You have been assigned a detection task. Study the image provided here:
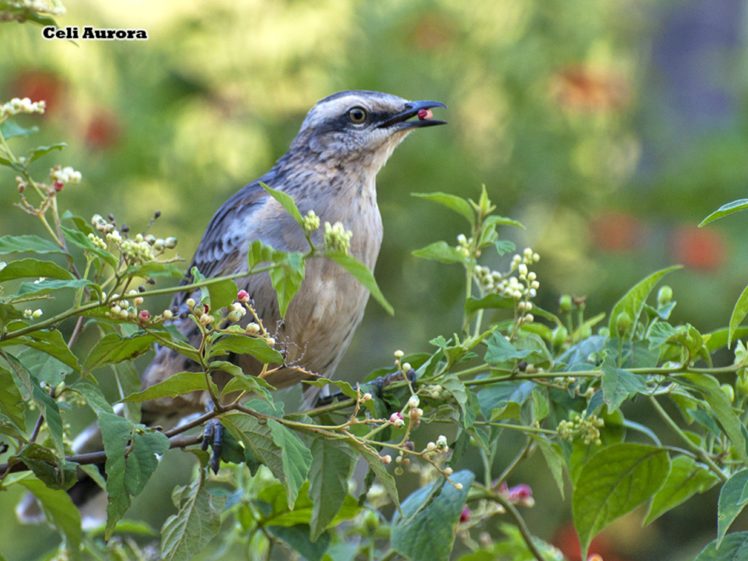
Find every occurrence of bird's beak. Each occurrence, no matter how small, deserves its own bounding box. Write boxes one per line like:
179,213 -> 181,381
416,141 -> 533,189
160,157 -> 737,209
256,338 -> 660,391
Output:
378,100 -> 447,129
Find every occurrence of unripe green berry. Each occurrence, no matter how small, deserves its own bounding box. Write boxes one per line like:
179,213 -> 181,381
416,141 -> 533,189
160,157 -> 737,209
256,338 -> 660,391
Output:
657,285 -> 673,307
615,311 -> 632,337
551,326 -> 569,348
559,294 -> 573,312
721,383 -> 735,403
736,371 -> 748,396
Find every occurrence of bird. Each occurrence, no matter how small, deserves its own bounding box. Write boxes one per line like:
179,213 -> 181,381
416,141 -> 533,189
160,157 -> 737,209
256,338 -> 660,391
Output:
17,90 -> 446,526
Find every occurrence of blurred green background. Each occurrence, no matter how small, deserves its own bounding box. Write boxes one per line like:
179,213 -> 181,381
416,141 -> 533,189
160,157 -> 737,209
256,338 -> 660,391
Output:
2,0 -> 748,559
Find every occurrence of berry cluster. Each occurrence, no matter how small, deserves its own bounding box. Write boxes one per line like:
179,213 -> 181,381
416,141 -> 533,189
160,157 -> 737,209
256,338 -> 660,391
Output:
323,221 -> 353,254
0,97 -> 46,120
90,214 -> 178,266
474,247 -> 540,325
557,413 -> 604,445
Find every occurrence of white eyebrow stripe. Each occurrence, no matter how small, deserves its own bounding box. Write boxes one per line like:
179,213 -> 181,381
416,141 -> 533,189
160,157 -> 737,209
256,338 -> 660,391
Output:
301,92 -> 408,130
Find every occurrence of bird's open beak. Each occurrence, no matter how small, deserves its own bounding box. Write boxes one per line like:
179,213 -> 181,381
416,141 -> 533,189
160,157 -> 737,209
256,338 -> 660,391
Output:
378,100 -> 447,129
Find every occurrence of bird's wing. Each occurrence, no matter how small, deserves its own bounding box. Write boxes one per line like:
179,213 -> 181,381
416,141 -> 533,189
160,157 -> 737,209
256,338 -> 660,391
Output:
171,180 -> 268,312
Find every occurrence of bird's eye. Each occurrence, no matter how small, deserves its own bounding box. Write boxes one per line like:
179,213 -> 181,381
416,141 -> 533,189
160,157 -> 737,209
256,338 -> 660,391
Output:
347,106 -> 368,125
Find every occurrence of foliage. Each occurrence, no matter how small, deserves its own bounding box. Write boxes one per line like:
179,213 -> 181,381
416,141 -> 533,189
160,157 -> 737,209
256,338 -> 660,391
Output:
3,99 -> 748,561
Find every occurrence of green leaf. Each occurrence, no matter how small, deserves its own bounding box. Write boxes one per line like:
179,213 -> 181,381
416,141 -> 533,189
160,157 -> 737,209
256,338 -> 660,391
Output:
0,258 -> 73,282
699,199 -> 748,227
219,367 -> 275,400
268,419 -> 312,508
729,286 -> 748,348
32,384 -> 65,456
0,235 -> 64,255
309,437 -> 355,540
2,351 -> 34,399
209,334 -> 283,364
607,266 -> 682,335
269,251 -> 305,318
0,119 -> 39,139
483,215 -> 525,230
19,329 -> 80,372
18,442 -> 76,489
533,437 -> 565,499
412,192 -> 475,226
204,278 -> 238,311
125,261 -> 184,280
161,472 -> 222,561
441,376 -> 473,427
601,365 -> 647,412
693,531 -> 748,561
257,481 -> 359,529
100,411 -> 134,538
124,372 -> 207,402
477,381 -> 534,420
125,430 -> 170,496
464,294 -> 514,314
572,443 -> 669,559
61,225 -> 117,267
247,239 -> 277,269
19,478 -> 81,558
222,413 -> 286,481
412,241 -> 465,264
350,440 -> 399,507
260,182 -> 304,226
644,456 -> 719,525
326,252 -> 393,316
85,332 -> 155,370
267,525 -> 330,561
718,469 -> 748,545
484,332 -> 531,365
679,373 -> 748,462
26,142 -> 66,163
391,470 -> 474,561
16,278 -> 91,298
73,381 -> 132,534
0,366 -> 26,431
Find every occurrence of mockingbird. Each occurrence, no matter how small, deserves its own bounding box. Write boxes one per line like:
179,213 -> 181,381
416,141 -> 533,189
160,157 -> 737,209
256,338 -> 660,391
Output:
18,90 -> 445,525
142,90 -> 446,418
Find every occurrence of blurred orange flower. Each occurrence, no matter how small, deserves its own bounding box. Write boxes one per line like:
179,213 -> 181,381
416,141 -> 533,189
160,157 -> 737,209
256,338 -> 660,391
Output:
552,65 -> 629,112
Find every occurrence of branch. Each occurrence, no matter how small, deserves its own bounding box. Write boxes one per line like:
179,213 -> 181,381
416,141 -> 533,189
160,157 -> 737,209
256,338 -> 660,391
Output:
0,434 -> 203,475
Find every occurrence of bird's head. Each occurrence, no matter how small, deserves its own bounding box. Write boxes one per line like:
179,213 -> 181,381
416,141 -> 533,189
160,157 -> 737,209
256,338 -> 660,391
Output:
290,90 -> 446,173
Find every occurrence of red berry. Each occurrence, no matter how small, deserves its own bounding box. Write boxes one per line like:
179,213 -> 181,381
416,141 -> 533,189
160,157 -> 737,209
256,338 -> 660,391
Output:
417,108 -> 432,120
53,181 -> 64,192
237,289 -> 250,303
507,483 -> 532,501
459,506 -> 471,523
139,310 -> 151,322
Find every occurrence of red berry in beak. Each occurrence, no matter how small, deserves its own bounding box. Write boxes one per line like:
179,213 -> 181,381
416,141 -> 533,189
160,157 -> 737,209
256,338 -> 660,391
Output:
417,108 -> 433,120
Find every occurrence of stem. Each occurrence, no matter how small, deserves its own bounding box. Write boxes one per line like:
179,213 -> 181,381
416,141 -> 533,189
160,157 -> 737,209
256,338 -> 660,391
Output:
0,268 -> 280,342
481,484 -> 545,561
496,438 -> 533,485
649,396 -> 727,482
476,421 -> 556,435
0,433 -> 203,476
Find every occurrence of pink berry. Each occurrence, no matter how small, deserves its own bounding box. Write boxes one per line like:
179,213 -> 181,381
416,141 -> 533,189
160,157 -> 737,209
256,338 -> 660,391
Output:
459,506 -> 471,523
53,181 -> 64,192
139,310 -> 151,321
417,108 -> 432,120
237,289 -> 250,303
507,484 -> 532,501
